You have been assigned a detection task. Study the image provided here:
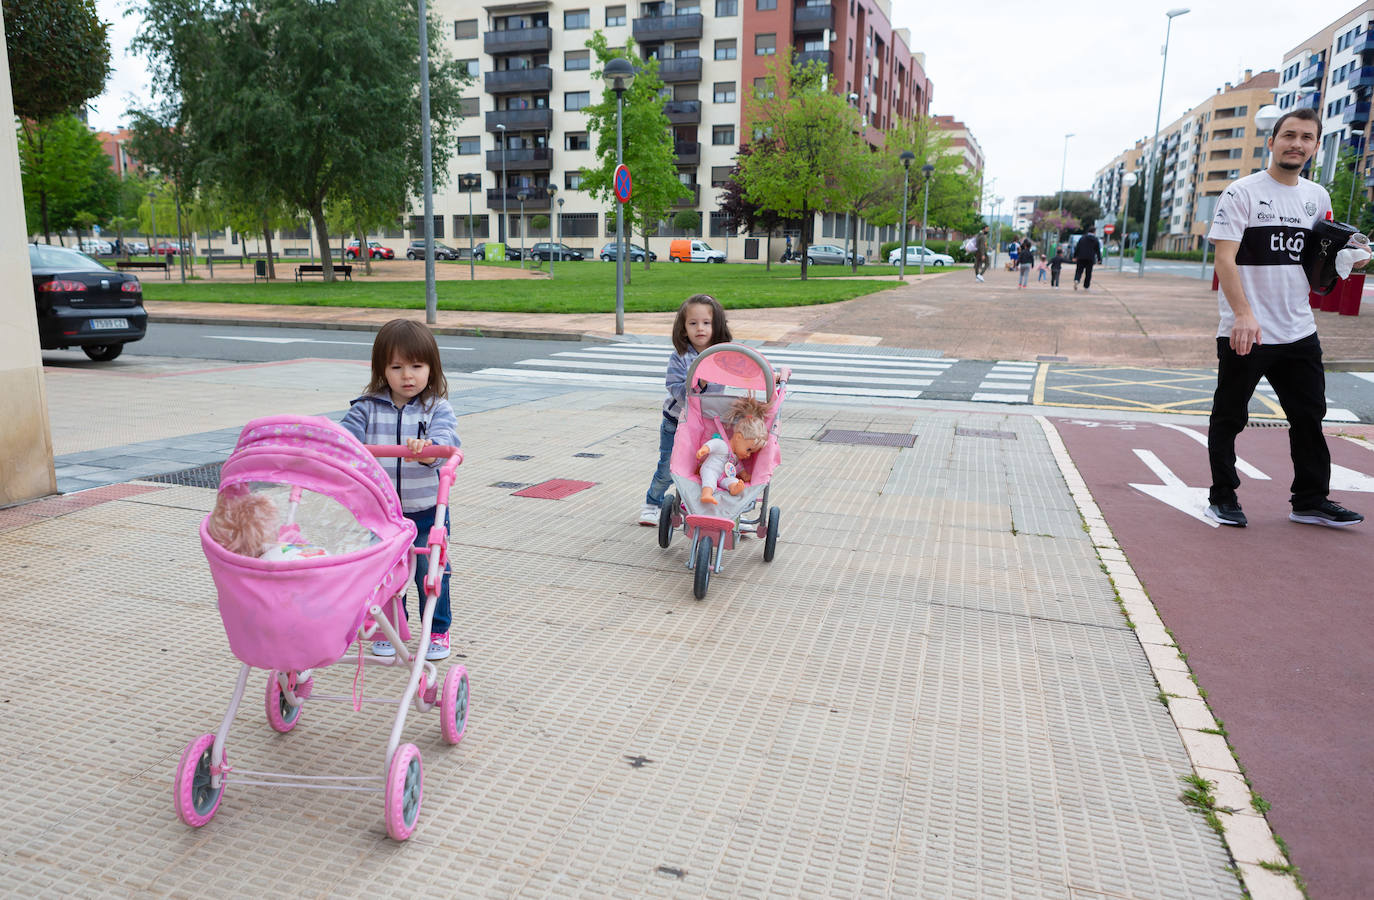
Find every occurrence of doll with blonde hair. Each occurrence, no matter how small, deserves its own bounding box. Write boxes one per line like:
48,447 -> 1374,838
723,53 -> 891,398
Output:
696,395 -> 770,505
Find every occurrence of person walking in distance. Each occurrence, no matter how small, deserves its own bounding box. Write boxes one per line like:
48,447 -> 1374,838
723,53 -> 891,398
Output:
973,225 -> 989,282
1073,230 -> 1102,290
1204,106 -> 1365,528
1016,238 -> 1033,288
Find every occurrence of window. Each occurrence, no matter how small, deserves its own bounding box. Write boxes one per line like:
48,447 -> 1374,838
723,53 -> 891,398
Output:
458,135 -> 481,155
454,214 -> 488,239
714,39 -> 736,60
565,50 -> 590,70
565,91 -> 590,110
848,37 -> 853,60
712,124 -> 735,145
565,132 -> 590,150
606,5 -> 626,25
459,97 -> 479,117
560,212 -> 599,237
457,174 -> 481,191
675,42 -> 699,58
713,81 -> 736,103
715,0 -> 737,15
454,19 -> 477,39
458,58 -> 480,78
564,171 -> 584,189
756,0 -> 776,9
754,33 -> 775,56
753,77 -> 774,99
710,165 -> 733,187
564,9 -> 590,29
409,215 -> 445,238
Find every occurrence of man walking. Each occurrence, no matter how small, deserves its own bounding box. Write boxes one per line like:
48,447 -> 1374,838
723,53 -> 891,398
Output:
1204,106 -> 1364,528
1072,230 -> 1102,290
974,225 -> 989,282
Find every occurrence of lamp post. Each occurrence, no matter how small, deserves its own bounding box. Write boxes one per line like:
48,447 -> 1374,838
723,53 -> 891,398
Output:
148,191 -> 157,259
991,195 -> 1003,270
546,184 -> 558,276
604,56 -> 636,335
459,173 -> 479,281
516,189 -> 528,267
1058,133 -> 1074,216
898,150 -> 915,278
919,162 -> 934,275
1118,170 -> 1138,271
417,0 -> 436,322
557,195 -> 565,277
1140,7 -> 1190,277
496,123 -> 508,248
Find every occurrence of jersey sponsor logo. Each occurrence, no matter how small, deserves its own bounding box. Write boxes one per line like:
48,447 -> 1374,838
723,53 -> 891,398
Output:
1235,226 -> 1308,265
1214,208 -> 1228,225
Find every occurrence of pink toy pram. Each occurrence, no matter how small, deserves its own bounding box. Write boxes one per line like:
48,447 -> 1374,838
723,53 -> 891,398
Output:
656,344 -> 787,598
173,415 -> 467,842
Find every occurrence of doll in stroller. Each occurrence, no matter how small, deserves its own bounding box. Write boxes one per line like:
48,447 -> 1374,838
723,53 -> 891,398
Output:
656,344 -> 787,599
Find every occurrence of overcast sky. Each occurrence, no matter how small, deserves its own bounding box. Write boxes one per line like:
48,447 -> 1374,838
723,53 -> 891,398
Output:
89,0 -> 1365,212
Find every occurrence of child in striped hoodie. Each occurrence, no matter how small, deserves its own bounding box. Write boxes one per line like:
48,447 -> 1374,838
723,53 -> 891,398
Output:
341,319 -> 460,661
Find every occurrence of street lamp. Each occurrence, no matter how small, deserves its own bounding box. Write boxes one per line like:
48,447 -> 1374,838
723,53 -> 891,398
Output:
459,172 -> 479,281
516,189 -> 528,267
546,184 -> 558,277
992,195 -> 1003,269
604,55 -> 636,335
557,195 -> 565,277
148,191 -> 157,258
1255,103 -> 1282,170
496,123 -> 508,248
1057,133 -> 1074,255
417,0 -> 437,322
1118,170 -> 1138,271
899,150 -> 915,278
1140,7 -> 1190,277
919,162 -> 934,275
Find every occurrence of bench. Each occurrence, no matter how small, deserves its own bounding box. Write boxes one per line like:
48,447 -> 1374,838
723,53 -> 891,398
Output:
115,260 -> 170,279
294,264 -> 352,282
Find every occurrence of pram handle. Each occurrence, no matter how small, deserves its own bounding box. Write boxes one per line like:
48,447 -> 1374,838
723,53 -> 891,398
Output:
686,343 -> 780,404
367,445 -> 464,507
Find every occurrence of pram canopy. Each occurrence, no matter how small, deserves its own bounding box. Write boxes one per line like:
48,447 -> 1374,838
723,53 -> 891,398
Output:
202,415 -> 418,671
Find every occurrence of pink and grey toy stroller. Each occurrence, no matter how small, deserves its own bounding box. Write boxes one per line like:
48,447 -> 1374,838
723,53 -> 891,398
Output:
174,415 -> 467,841
657,344 -> 787,598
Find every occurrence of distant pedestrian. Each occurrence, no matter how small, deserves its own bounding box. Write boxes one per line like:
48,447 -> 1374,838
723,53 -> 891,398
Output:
1073,231 -> 1102,290
1017,239 -> 1033,288
973,225 -> 989,282
1049,249 -> 1066,287
782,234 -> 792,263
1036,254 -> 1048,282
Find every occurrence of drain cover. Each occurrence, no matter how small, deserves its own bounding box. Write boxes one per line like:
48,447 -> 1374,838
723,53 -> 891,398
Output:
504,454 -> 534,461
817,429 -> 916,448
572,452 -> 604,458
955,427 -> 1017,440
512,479 -> 597,499
143,461 -> 225,488
491,481 -> 530,490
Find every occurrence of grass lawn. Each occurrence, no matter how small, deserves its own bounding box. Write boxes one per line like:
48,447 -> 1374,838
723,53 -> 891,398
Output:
139,259 -> 942,314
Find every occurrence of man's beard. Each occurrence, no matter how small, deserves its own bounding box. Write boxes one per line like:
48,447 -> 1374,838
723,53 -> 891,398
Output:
1277,158 -> 1305,171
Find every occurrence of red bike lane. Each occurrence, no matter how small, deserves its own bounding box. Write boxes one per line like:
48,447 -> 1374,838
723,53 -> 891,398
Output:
1053,418 -> 1374,900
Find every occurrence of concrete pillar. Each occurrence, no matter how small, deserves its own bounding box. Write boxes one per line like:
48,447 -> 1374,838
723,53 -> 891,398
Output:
0,8 -> 58,505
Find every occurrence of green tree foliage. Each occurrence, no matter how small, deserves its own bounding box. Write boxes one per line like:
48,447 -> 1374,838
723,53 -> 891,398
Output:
4,0 -> 110,122
1327,149 -> 1369,226
133,0 -> 467,281
717,144 -> 788,270
672,209 -> 701,232
19,114 -> 116,242
875,116 -> 983,239
1036,192 -> 1103,234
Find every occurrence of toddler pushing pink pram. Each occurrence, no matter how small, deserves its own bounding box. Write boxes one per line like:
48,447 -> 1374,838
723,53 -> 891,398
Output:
656,344 -> 788,598
173,415 -> 467,841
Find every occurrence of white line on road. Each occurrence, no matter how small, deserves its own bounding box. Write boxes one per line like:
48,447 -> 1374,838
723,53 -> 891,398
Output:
206,335 -> 472,350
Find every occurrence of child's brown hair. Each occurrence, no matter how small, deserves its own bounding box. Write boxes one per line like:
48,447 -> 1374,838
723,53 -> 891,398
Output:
365,319 -> 449,405
671,293 -> 733,354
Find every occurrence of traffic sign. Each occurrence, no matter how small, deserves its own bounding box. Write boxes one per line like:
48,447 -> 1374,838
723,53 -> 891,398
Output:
614,164 -> 632,203
1104,224 -> 1115,234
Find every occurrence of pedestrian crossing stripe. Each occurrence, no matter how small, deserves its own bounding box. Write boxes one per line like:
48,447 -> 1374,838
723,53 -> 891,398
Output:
567,345 -> 955,371
538,351 -> 948,378
505,358 -> 937,388
467,367 -> 928,399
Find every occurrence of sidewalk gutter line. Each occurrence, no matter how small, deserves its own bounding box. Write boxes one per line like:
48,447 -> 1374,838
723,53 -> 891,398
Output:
146,313 -> 616,344
1034,415 -> 1305,900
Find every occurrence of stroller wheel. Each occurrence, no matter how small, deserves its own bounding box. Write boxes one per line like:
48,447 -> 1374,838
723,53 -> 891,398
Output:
385,743 -> 424,841
265,671 -> 304,733
440,665 -> 470,745
764,507 -> 780,563
657,493 -> 676,548
692,535 -> 713,600
174,733 -> 225,827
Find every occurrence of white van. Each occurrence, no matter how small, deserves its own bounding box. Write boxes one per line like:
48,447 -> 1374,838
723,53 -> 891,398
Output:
669,238 -> 726,263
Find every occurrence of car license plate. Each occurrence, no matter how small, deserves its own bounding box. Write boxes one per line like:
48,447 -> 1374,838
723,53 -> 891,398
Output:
90,318 -> 128,330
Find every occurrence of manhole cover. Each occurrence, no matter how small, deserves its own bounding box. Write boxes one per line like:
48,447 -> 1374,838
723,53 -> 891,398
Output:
143,461 -> 224,488
955,427 -> 1017,440
504,454 -> 534,461
512,479 -> 597,499
491,481 -> 530,490
573,452 -> 604,458
817,429 -> 916,448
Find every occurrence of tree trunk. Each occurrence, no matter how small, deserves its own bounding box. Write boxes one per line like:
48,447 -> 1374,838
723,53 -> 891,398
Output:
310,204 -> 333,282
40,189 -> 51,244
799,201 -> 809,281
766,232 -> 772,272
263,221 -> 277,280
356,226 -> 372,276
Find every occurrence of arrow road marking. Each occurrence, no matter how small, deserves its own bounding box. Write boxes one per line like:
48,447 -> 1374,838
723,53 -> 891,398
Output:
1128,449 -> 1218,528
1157,423 -> 1269,480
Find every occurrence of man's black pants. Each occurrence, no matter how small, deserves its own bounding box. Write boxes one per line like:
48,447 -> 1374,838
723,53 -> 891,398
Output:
1073,260 -> 1095,288
1208,333 -> 1329,508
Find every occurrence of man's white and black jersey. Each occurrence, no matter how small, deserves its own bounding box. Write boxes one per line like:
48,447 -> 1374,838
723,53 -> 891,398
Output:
1207,170 -> 1331,345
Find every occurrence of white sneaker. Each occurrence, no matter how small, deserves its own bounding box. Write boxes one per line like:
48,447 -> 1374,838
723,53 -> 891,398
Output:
371,640 -> 396,657
975,274 -> 984,282
638,504 -> 661,526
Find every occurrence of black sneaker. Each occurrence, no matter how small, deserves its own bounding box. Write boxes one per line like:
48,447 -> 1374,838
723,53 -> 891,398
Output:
1206,501 -> 1247,527
1289,500 -> 1364,527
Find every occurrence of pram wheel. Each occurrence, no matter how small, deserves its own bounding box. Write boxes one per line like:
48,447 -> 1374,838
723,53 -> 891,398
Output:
174,733 -> 225,827
657,493 -> 676,548
692,536 -> 713,599
440,665 -> 470,745
265,671 -> 304,733
764,507 -> 780,563
384,743 -> 424,841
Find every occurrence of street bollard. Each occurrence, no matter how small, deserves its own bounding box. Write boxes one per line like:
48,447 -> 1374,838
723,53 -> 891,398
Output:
1339,272 -> 1366,316
1321,282 -> 1344,312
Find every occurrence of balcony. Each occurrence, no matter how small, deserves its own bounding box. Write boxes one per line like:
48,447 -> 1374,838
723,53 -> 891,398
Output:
794,49 -> 832,69
485,108 -> 553,133
664,99 -> 701,124
485,67 -> 552,95
484,27 -> 552,55
1349,65 -> 1374,89
486,188 -> 552,210
674,140 -> 700,165
486,147 -> 553,172
1296,92 -> 1321,110
632,13 -> 703,42
1354,32 -> 1374,55
672,184 -> 701,207
1342,101 -> 1370,126
1298,59 -> 1325,87
793,4 -> 834,32
658,57 -> 703,83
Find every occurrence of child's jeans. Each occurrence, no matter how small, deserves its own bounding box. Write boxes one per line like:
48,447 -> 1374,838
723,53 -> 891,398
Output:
644,412 -> 678,507
1037,268 -> 1046,281
404,505 -> 451,635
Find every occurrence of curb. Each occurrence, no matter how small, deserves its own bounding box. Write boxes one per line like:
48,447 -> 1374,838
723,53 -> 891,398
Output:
145,313 -> 618,344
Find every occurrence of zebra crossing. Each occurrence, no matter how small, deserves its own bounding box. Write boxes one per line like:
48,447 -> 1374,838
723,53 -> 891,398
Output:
471,344 -> 1038,405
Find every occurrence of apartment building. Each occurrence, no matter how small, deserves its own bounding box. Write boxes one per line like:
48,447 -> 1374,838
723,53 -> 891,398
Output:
432,0 -> 932,261
1011,195 -> 1042,233
931,114 -> 984,197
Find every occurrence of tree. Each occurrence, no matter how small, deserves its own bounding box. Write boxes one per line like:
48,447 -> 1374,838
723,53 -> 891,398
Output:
831,136 -> 889,272
1328,148 -> 1369,226
717,143 -> 787,270
672,209 -> 700,233
4,0 -> 110,122
873,116 -> 983,244
1036,192 -> 1103,234
579,32 -> 688,277
19,114 -> 116,243
134,0 -> 467,282
1030,208 -> 1080,244
127,103 -> 200,277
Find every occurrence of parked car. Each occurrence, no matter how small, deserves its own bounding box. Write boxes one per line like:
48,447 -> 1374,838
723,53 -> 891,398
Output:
529,242 -> 584,261
345,240 -> 394,259
668,238 -> 725,263
30,243 -> 148,361
79,238 -> 113,256
149,242 -> 185,256
405,240 -> 460,260
125,240 -> 149,255
472,242 -> 521,261
598,242 -> 657,262
805,243 -> 865,266
888,245 -> 955,267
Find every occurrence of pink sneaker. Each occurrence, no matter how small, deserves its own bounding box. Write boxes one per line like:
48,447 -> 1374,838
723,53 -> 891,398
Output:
425,633 -> 451,661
